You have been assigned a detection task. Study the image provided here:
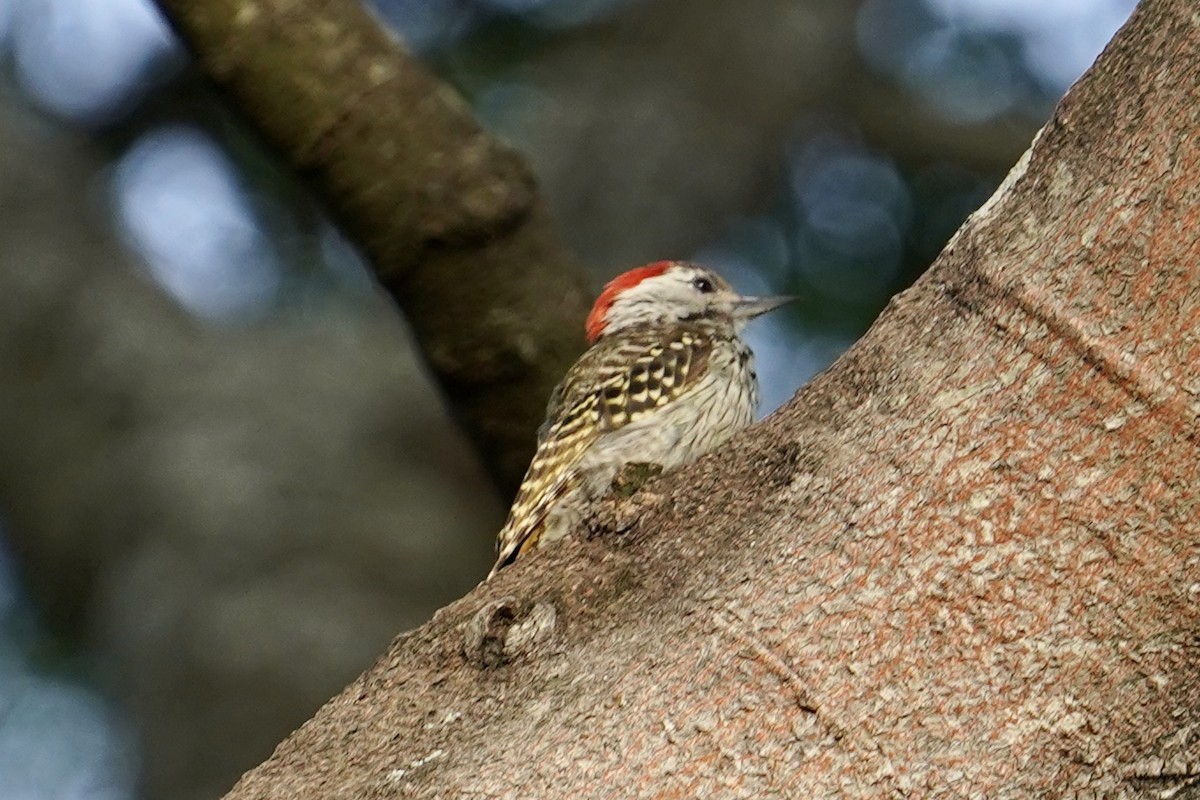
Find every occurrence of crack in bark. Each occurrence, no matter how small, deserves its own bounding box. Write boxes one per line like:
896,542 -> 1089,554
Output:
942,268 -> 1196,441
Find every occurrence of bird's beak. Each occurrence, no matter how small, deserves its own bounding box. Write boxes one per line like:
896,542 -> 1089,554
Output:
731,294 -> 796,320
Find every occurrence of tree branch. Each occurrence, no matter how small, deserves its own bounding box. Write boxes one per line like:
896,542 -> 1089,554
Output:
151,0 -> 591,493
222,0 -> 1200,795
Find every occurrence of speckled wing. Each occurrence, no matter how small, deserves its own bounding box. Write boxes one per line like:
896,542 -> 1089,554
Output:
489,327 -> 713,576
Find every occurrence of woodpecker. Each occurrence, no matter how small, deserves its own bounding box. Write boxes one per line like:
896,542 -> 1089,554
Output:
488,260 -> 793,578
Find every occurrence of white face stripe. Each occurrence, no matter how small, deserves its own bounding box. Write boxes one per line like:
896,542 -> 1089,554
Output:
600,265 -> 737,338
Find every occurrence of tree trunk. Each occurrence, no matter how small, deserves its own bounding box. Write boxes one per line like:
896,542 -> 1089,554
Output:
220,0 -> 1200,796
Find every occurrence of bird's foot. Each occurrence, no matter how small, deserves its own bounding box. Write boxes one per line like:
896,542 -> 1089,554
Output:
611,462 -> 664,497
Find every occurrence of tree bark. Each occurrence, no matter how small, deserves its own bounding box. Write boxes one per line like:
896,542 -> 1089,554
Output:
223,0 -> 1200,796
151,0 -> 591,494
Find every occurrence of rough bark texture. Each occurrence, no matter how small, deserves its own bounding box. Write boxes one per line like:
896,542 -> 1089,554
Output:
224,0 -> 1200,796
151,0 -> 590,494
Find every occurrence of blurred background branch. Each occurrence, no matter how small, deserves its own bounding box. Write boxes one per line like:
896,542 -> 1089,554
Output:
0,0 -> 1134,798
153,0 -> 592,495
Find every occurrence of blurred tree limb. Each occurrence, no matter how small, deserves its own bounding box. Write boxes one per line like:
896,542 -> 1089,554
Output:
219,0 -> 1200,795
152,0 -> 591,494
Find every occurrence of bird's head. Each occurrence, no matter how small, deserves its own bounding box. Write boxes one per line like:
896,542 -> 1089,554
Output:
584,260 -> 794,343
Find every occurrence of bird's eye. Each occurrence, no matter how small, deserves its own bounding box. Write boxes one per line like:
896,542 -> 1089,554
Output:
691,276 -> 715,294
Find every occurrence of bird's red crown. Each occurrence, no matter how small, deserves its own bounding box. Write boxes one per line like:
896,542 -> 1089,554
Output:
584,261 -> 674,343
